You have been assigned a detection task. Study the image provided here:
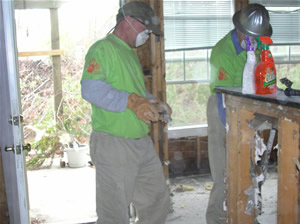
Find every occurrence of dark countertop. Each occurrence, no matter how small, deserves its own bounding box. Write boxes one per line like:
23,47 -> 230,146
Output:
214,86 -> 300,109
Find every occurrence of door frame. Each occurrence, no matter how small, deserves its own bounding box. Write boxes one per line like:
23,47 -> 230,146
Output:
0,0 -> 30,223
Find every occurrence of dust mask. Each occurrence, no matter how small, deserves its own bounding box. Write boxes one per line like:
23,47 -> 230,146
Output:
135,30 -> 150,47
122,7 -> 150,47
124,16 -> 149,47
241,36 -> 257,50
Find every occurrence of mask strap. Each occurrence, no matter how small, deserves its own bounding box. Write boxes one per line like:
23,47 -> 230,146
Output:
122,7 -> 139,34
107,25 -> 116,35
106,6 -> 127,35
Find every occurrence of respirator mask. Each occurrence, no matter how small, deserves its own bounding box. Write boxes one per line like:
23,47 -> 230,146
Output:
135,29 -> 150,47
240,36 -> 257,50
122,7 -> 150,47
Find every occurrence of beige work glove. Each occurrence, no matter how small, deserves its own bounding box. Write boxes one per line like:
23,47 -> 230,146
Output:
127,93 -> 160,124
148,98 -> 172,123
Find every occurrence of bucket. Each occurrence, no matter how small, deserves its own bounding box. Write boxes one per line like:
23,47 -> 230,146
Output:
64,144 -> 88,168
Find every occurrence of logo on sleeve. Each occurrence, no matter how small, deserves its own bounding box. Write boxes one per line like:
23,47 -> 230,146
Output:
218,67 -> 228,80
87,58 -> 101,74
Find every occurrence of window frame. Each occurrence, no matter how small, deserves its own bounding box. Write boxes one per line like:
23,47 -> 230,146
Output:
165,1 -> 300,137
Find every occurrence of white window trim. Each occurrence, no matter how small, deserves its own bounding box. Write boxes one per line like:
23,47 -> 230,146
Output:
168,124 -> 208,139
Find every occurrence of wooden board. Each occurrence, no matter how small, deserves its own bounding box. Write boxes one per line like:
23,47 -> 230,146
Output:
18,49 -> 64,57
226,105 -> 239,223
196,137 -> 201,169
237,109 -> 255,223
277,119 -> 299,224
14,0 -> 70,9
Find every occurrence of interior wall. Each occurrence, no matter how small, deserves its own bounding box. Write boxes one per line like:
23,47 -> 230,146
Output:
168,136 -> 209,177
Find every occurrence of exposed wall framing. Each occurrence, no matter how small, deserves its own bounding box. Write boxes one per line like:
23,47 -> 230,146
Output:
235,0 -> 249,11
132,0 -> 251,178
126,0 -> 170,177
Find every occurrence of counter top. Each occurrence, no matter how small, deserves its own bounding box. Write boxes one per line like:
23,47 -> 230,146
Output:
214,86 -> 300,109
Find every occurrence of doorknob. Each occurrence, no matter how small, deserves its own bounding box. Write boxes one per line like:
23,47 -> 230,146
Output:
4,143 -> 31,154
22,143 -> 31,152
8,115 -> 23,126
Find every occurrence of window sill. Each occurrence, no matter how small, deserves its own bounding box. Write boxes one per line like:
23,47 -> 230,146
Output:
167,124 -> 208,139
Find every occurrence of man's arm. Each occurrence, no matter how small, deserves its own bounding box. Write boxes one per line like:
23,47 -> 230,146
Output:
81,79 -> 129,112
81,79 -> 165,123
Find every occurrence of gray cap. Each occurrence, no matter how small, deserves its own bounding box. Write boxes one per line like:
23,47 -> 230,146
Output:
116,1 -> 161,35
233,4 -> 272,37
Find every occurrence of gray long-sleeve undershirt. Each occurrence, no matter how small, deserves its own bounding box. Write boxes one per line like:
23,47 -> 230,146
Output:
81,79 -> 154,113
81,79 -> 129,112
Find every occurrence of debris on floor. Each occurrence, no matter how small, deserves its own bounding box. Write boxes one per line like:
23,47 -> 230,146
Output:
204,183 -> 213,190
27,158 -> 278,224
174,185 -> 195,192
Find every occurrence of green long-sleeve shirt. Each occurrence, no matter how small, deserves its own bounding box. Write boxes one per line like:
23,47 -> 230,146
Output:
209,29 -> 260,95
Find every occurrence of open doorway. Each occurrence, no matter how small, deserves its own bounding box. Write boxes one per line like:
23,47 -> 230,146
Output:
14,1 -> 119,223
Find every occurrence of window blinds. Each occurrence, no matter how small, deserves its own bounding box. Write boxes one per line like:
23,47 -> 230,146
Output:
250,0 -> 300,44
163,0 -> 234,50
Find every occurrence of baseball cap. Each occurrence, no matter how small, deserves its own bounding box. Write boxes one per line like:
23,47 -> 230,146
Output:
116,1 -> 161,35
233,4 -> 272,37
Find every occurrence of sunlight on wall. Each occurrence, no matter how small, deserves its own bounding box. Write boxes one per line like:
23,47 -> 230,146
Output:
15,9 -> 51,52
59,0 -> 119,60
15,0 -> 119,61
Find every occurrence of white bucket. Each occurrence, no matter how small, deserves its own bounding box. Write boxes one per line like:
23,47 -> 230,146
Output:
64,145 -> 88,168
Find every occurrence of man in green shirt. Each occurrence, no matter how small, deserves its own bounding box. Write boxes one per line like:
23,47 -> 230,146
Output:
206,4 -> 272,224
81,2 -> 172,223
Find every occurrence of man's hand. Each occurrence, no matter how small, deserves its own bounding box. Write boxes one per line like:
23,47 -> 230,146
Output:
148,98 -> 172,123
127,93 -> 160,124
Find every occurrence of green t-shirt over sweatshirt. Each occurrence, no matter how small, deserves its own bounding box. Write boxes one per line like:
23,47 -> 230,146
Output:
209,30 -> 247,95
81,34 -> 149,139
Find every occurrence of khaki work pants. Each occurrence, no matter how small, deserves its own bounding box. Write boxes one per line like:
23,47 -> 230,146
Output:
89,131 -> 170,224
206,95 -> 227,224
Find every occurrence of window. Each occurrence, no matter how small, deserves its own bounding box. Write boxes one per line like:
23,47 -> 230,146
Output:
164,0 -> 234,127
165,0 -> 300,130
250,0 -> 300,89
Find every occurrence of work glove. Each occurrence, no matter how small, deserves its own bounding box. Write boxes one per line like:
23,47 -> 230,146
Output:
148,98 -> 172,123
127,93 -> 160,124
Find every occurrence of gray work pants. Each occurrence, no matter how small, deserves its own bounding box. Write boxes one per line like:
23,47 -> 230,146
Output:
206,95 -> 227,224
89,131 -> 170,224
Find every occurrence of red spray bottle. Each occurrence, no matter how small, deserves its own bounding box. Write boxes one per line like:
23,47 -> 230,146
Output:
255,36 -> 277,95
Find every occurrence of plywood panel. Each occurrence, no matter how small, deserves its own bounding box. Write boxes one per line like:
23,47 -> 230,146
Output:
226,106 -> 239,224
220,88 -> 300,224
226,107 -> 255,224
277,119 -> 299,224
237,109 -> 255,224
